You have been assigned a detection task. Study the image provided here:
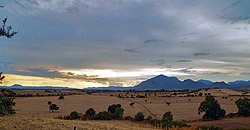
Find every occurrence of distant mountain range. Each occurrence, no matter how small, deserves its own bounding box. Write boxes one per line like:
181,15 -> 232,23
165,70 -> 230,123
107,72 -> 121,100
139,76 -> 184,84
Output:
86,74 -> 250,91
2,75 -> 250,91
133,74 -> 250,90
0,84 -> 75,90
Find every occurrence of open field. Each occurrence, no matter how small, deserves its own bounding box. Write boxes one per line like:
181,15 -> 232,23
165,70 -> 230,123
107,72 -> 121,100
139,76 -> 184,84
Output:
0,115 -> 156,130
13,89 -> 250,120
4,88 -> 250,129
190,117 -> 250,130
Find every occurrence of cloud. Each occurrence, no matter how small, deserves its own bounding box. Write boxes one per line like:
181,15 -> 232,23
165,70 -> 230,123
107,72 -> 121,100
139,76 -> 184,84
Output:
193,52 -> 210,56
144,38 -> 162,44
176,59 -> 192,63
223,0 -> 242,11
150,59 -> 166,66
2,0 -> 250,86
178,67 -> 195,73
124,48 -> 140,53
240,72 -> 250,76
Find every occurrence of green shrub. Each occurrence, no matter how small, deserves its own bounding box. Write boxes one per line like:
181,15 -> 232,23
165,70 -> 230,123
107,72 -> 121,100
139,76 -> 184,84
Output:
162,111 -> 173,122
85,108 -> 96,117
197,125 -> 223,130
135,112 -> 144,121
58,95 -> 64,100
108,104 -> 121,114
49,104 -> 59,112
235,98 -> 250,116
95,111 -> 113,120
69,111 -> 80,120
113,107 -> 124,119
172,122 -> 190,127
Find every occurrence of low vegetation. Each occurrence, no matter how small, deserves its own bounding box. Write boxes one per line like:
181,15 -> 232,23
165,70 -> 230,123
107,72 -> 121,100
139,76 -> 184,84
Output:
235,98 -> 250,116
49,104 -> 59,112
0,74 -> 16,116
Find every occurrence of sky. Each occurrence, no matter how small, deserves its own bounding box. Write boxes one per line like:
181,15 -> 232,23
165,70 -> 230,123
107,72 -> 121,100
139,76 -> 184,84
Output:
1,0 -> 250,88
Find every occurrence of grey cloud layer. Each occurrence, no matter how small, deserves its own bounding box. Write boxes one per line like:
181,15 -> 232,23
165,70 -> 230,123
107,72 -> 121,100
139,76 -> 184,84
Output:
1,0 -> 250,82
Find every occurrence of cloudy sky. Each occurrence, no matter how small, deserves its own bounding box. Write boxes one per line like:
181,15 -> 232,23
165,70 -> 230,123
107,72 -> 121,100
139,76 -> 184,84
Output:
1,0 -> 250,88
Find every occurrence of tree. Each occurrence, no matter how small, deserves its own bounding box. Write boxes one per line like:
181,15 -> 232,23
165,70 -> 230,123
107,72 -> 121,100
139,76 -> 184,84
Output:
165,101 -> 171,106
0,72 -> 5,84
58,94 -> 64,100
113,107 -> 124,119
69,111 -> 80,120
108,104 -> 121,114
135,112 -> 144,121
0,73 -> 16,116
198,96 -> 226,120
95,111 -> 113,120
0,5 -> 17,38
129,102 -> 135,107
162,111 -> 173,122
49,104 -> 59,112
235,98 -> 250,116
85,108 -> 96,117
47,101 -> 52,105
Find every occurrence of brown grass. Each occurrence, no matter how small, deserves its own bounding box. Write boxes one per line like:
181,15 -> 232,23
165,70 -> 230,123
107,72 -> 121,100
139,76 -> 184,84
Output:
8,88 -> 250,129
0,115 -> 156,130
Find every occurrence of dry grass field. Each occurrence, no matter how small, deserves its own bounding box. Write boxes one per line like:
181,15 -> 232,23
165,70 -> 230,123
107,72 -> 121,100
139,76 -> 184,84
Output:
0,115 -> 156,130
2,88 -> 249,129
14,94 -> 146,118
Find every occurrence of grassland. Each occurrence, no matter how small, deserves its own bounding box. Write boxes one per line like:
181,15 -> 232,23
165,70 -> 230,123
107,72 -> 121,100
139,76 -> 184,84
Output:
1,88 -> 250,129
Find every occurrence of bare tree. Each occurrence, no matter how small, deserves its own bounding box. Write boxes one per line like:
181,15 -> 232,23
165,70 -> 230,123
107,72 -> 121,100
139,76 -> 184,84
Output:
0,4 -> 17,38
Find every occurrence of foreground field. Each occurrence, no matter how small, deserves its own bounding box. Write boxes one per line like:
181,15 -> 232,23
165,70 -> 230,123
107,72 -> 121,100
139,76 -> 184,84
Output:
14,89 -> 249,121
0,115 -> 155,130
9,89 -> 250,129
190,117 -> 250,130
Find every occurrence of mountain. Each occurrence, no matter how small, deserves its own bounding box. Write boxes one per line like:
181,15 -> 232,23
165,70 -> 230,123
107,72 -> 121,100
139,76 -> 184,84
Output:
180,79 -> 210,89
84,86 -> 134,91
134,74 -> 182,90
132,74 -> 250,90
211,82 -> 229,88
197,79 -> 213,85
228,80 -> 250,89
0,84 -> 75,90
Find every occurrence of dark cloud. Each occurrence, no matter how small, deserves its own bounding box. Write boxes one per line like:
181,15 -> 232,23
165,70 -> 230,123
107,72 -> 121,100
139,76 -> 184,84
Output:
15,1 -> 28,9
193,52 -> 210,56
176,59 -> 192,63
240,72 -> 250,76
223,0 -> 241,11
178,67 -> 195,73
24,68 -> 62,78
124,48 -> 140,53
150,59 -> 166,66
144,39 -> 162,44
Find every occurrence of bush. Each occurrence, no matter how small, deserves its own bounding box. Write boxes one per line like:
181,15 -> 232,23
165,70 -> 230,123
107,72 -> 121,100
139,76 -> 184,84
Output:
58,95 -> 64,100
172,122 -> 190,128
235,98 -> 250,116
113,107 -> 124,119
69,111 -> 80,120
124,116 -> 133,120
162,111 -> 173,122
135,112 -> 144,121
95,111 -> 113,120
108,104 -> 121,114
47,101 -> 52,105
49,104 -> 59,112
198,125 -> 223,130
85,108 -> 96,117
129,102 -> 135,107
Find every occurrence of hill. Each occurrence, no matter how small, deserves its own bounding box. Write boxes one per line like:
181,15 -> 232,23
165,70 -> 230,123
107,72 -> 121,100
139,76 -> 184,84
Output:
133,74 -> 250,90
